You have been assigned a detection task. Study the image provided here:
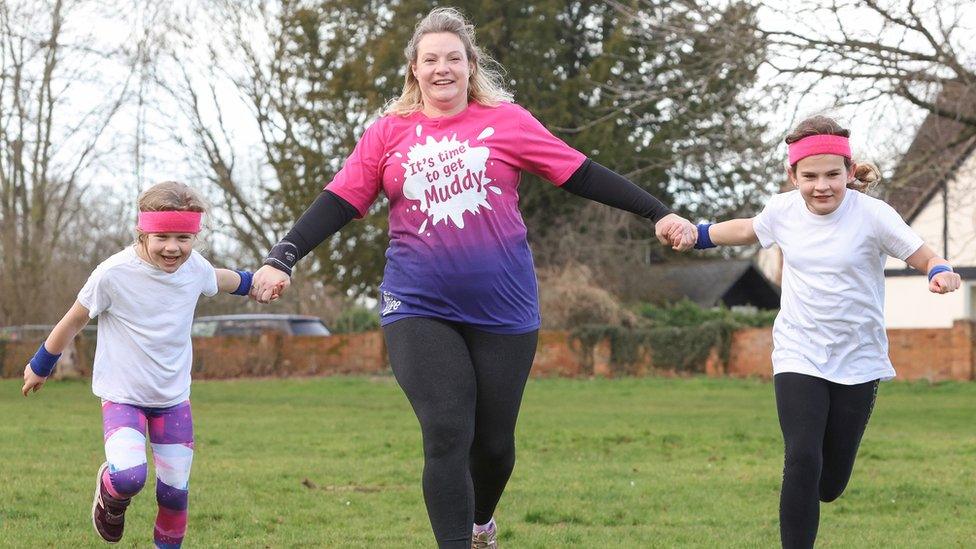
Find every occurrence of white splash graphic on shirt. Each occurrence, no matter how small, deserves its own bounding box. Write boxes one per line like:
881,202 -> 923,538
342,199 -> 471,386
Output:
400,125 -> 500,232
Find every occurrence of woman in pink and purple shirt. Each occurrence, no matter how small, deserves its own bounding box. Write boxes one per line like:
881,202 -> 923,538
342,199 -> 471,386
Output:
252,7 -> 694,547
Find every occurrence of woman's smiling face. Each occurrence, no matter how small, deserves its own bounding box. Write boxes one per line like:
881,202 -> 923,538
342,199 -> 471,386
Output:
412,32 -> 472,117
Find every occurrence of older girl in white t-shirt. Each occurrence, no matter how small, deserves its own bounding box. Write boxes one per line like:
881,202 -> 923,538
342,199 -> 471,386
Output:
21,181 -> 265,549
688,115 -> 961,549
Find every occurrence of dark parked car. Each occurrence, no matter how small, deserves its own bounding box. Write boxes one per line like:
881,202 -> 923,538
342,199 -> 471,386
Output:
191,314 -> 331,337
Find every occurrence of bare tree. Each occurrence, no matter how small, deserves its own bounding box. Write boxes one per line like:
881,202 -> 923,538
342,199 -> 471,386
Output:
152,0 -> 393,302
0,0 -> 144,324
761,0 -> 976,131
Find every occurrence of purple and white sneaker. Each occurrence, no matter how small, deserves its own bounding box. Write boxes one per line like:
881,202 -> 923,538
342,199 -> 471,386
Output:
91,462 -> 131,543
472,518 -> 498,548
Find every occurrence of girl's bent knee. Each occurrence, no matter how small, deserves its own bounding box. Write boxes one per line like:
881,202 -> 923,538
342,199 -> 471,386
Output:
108,463 -> 148,497
819,483 -> 846,503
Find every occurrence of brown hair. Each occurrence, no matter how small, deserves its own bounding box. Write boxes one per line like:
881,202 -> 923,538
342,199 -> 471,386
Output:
137,180 -> 207,213
384,7 -> 513,116
785,115 -> 881,192
135,181 -> 208,244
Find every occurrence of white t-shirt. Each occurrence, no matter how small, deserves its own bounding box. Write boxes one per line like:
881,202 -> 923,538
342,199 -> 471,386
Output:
753,190 -> 924,384
78,246 -> 218,407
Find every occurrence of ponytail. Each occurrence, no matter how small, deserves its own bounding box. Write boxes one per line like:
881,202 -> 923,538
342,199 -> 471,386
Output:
848,162 -> 881,192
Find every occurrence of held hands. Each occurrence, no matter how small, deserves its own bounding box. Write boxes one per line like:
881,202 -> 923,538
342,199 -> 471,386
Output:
250,265 -> 290,304
930,271 -> 961,294
22,366 -> 46,396
655,213 -> 696,251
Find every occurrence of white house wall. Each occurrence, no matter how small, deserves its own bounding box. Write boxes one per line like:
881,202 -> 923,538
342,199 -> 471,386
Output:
885,151 -> 976,269
883,151 -> 976,327
884,276 -> 971,328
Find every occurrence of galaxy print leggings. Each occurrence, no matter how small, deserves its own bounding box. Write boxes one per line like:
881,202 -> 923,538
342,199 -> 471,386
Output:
101,400 -> 194,549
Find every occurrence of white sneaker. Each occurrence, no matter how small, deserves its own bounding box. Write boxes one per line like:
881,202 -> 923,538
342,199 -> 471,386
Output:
472,520 -> 498,548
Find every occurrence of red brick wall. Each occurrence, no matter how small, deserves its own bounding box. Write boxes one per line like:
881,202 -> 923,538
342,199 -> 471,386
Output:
887,321 -> 975,382
1,332 -> 386,380
190,332 -> 387,378
3,322 -> 973,381
723,321 -> 976,382
724,328 -> 774,378
533,331 -> 585,376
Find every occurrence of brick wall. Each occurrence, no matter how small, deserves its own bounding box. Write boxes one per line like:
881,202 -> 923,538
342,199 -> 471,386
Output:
724,320 -> 976,382
724,328 -> 774,378
3,322 -> 973,381
1,332 -> 386,380
887,320 -> 975,382
190,332 -> 387,378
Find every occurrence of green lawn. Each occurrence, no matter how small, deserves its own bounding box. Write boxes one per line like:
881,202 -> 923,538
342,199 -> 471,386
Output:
1,376 -> 974,547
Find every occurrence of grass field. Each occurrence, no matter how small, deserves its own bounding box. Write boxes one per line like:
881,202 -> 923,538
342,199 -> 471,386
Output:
1,376 -> 974,548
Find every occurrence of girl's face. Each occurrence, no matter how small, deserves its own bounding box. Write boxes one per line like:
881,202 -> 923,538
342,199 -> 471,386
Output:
788,154 -> 855,215
139,232 -> 195,273
411,32 -> 472,117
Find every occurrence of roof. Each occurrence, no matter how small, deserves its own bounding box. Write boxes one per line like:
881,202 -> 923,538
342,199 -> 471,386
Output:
885,81 -> 976,222
635,258 -> 778,308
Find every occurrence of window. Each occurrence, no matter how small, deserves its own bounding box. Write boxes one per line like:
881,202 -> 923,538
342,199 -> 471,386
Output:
290,320 -> 331,336
217,319 -> 288,336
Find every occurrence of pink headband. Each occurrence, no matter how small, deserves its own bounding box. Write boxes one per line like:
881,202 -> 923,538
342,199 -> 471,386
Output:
787,134 -> 851,165
137,211 -> 202,233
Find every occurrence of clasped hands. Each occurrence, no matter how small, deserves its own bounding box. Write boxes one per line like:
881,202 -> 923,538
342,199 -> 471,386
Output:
249,265 -> 290,304
655,213 -> 697,252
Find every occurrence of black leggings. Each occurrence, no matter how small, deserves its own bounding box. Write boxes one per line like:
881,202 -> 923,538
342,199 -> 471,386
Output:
775,372 -> 879,549
383,317 -> 538,549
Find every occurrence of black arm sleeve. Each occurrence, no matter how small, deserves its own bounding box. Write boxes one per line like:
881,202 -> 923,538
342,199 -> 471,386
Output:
559,159 -> 672,223
263,190 -> 358,276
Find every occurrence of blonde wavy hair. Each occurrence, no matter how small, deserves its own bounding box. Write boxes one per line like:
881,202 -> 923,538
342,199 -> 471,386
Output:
384,7 -> 513,116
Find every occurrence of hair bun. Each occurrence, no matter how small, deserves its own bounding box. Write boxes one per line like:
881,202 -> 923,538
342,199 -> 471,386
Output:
848,162 -> 881,192
854,163 -> 880,184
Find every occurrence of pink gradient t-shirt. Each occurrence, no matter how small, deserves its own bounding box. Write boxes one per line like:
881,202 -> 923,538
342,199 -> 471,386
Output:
326,101 -> 586,333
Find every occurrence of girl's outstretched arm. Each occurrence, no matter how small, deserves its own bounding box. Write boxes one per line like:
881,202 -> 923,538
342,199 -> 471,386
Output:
904,245 -> 962,294
22,301 -> 91,396
694,218 -> 759,248
215,268 -> 242,294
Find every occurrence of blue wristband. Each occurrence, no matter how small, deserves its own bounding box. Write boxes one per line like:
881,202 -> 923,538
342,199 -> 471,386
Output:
928,264 -> 952,281
693,223 -> 716,249
29,343 -> 61,377
232,270 -> 253,296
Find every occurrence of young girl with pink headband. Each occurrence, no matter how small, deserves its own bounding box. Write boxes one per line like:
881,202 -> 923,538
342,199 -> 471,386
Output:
21,181 -> 262,548
684,115 -> 961,548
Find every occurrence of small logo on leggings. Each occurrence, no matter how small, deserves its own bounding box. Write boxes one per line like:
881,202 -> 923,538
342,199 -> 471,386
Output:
381,291 -> 402,315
